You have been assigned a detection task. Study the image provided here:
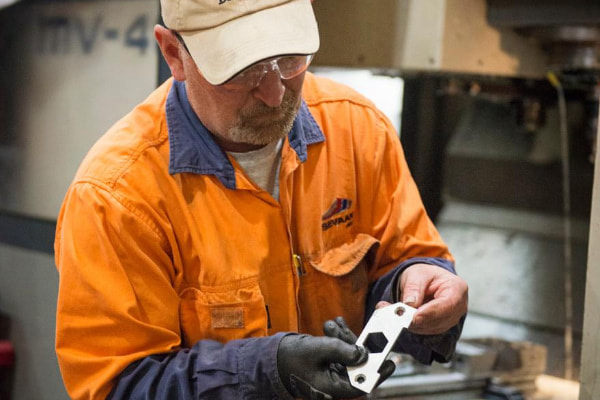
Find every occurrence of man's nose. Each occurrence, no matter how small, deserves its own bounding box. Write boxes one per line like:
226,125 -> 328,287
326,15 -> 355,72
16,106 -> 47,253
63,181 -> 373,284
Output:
253,69 -> 285,107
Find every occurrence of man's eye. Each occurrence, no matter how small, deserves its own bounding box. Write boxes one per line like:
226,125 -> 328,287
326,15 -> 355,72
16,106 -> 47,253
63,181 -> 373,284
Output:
243,67 -> 265,79
278,58 -> 298,70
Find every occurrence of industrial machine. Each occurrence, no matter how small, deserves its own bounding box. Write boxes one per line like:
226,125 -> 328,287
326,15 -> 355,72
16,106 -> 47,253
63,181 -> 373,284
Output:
311,0 -> 599,398
376,338 -> 546,400
0,0 -> 598,398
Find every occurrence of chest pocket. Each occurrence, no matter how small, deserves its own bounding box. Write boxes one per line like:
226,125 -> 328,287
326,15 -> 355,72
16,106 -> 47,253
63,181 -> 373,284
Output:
179,278 -> 268,346
298,233 -> 380,336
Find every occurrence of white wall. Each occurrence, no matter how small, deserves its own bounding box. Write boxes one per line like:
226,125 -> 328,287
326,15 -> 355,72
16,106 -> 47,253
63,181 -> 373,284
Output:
579,106 -> 600,399
0,0 -> 159,220
0,1 -> 160,398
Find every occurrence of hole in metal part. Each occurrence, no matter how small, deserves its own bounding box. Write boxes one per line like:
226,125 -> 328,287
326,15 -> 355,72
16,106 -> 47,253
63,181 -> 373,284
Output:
395,306 -> 405,316
355,374 -> 366,384
364,331 -> 388,354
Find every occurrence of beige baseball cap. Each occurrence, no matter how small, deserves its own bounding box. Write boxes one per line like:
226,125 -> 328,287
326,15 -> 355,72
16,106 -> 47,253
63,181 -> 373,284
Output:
161,0 -> 320,85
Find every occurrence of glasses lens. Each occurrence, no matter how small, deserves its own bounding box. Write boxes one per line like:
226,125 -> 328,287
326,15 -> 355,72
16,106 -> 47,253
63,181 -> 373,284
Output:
277,54 -> 313,79
224,66 -> 266,91
222,54 -> 314,91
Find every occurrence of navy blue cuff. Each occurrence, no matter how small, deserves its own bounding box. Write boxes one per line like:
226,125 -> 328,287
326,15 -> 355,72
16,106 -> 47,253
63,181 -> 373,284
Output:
237,332 -> 294,400
108,333 -> 293,400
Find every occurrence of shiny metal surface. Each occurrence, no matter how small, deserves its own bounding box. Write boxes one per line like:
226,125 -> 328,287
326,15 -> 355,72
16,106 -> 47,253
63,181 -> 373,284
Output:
516,26 -> 600,70
348,302 -> 417,393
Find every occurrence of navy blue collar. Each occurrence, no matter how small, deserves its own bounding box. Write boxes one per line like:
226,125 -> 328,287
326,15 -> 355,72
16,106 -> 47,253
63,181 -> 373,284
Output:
166,80 -> 324,189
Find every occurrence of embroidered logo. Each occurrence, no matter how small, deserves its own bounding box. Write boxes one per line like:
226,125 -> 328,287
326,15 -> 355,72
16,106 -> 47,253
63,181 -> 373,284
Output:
322,198 -> 354,231
322,198 -> 352,220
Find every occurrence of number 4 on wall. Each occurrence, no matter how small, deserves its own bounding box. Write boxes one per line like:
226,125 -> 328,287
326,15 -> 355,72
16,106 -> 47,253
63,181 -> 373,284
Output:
125,15 -> 148,54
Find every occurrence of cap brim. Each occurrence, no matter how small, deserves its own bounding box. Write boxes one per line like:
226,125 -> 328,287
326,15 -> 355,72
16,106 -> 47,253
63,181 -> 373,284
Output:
179,0 -> 319,85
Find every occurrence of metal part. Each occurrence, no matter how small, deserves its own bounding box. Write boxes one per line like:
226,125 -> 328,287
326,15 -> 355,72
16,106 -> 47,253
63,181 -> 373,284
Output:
487,0 -> 600,27
347,302 -> 416,393
483,384 -> 525,400
517,26 -> 600,71
375,371 -> 488,399
373,338 -> 547,399
0,0 -> 21,10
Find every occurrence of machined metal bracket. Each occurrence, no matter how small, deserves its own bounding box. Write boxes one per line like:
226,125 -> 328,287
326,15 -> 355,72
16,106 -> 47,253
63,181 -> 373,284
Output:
347,302 -> 417,393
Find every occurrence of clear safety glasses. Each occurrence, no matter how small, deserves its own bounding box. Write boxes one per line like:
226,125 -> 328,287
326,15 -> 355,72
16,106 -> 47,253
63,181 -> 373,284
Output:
222,54 -> 314,91
173,30 -> 313,91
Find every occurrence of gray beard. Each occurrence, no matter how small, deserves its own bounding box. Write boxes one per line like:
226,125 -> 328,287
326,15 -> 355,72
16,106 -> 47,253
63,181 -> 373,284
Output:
226,93 -> 299,146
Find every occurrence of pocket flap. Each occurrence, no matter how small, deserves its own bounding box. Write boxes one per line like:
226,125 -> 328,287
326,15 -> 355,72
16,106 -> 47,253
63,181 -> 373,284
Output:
308,233 -> 380,276
179,280 -> 267,346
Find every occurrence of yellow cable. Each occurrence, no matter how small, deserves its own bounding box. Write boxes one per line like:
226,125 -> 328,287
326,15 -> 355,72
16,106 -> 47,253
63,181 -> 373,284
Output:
547,71 -> 562,89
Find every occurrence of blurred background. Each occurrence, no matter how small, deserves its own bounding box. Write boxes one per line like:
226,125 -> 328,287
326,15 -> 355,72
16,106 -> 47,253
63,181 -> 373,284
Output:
0,0 -> 599,399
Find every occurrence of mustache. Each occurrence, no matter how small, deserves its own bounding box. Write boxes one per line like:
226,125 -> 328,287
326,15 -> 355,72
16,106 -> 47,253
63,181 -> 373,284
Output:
240,92 -> 299,120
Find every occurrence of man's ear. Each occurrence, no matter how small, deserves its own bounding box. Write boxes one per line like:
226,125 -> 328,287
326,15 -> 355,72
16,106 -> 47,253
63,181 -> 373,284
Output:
154,25 -> 186,81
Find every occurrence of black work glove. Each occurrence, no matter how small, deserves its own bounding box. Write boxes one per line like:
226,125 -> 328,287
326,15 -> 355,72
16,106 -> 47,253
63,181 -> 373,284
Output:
323,317 -> 396,389
277,333 -> 368,400
323,317 -> 361,345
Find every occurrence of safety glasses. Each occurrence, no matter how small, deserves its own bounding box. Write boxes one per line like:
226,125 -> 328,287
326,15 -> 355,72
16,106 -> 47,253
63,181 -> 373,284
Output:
173,30 -> 313,91
222,54 -> 314,91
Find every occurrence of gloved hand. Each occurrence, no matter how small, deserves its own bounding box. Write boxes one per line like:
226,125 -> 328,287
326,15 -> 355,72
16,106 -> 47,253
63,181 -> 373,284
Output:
323,317 -> 396,387
323,317 -> 360,345
277,333 -> 368,400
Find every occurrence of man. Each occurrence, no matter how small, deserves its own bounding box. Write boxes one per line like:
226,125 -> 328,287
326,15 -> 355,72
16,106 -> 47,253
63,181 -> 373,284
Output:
55,0 -> 468,399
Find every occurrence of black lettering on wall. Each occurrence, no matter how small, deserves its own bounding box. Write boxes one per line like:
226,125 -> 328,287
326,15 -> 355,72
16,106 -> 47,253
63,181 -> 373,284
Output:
124,15 -> 148,54
38,16 -> 71,54
37,13 -> 150,55
74,15 -> 102,54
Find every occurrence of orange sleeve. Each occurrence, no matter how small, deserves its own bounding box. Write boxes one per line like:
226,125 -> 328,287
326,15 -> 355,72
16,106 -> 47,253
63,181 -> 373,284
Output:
55,181 -> 181,400
352,104 -> 453,282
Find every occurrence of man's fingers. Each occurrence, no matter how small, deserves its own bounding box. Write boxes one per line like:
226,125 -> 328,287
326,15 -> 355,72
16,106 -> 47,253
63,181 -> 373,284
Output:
401,280 -> 424,307
278,334 -> 370,400
375,300 -> 391,309
410,297 -> 465,334
323,317 -> 358,344
397,263 -> 468,334
400,265 -> 434,308
376,359 -> 396,385
333,317 -> 358,343
318,337 -> 367,366
323,320 -> 341,338
413,274 -> 468,333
